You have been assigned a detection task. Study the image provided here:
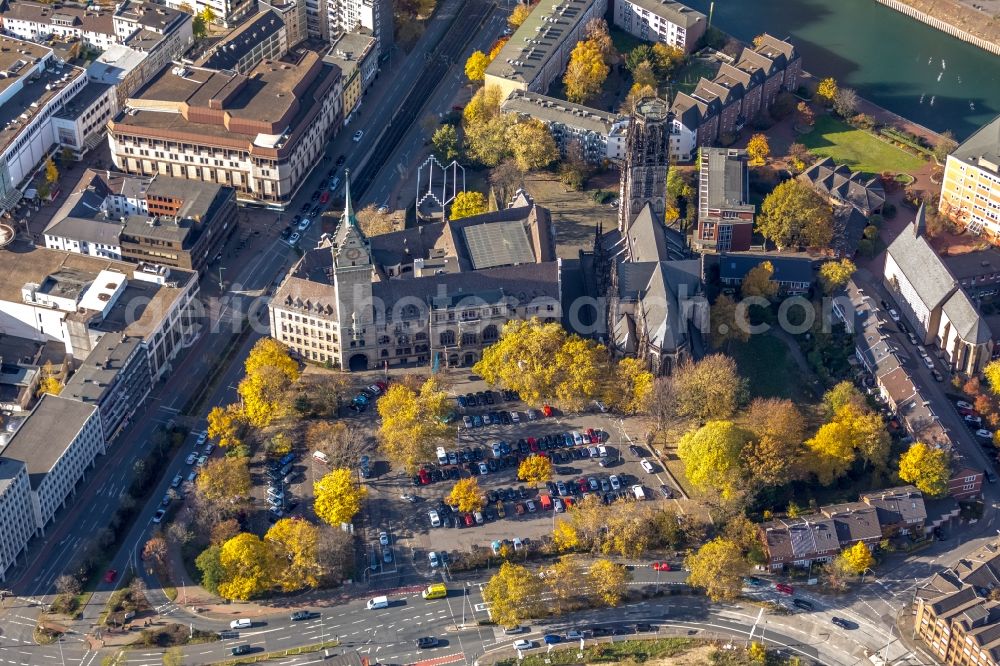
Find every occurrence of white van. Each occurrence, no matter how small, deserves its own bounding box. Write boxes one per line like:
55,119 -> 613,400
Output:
312,450 -> 330,464
632,484 -> 646,501
230,618 -> 252,629
366,595 -> 389,610
436,447 -> 448,464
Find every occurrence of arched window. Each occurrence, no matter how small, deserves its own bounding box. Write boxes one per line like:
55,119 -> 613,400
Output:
440,330 -> 455,346
482,325 -> 499,342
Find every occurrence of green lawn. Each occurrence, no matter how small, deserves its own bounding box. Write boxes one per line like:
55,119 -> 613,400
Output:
799,115 -> 926,176
727,333 -> 802,400
609,26 -> 645,57
673,57 -> 721,96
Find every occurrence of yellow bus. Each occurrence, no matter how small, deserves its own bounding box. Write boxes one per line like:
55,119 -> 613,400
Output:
422,583 -> 447,600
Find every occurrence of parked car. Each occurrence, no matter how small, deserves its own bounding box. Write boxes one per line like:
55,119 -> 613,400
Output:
287,232 -> 301,245
152,509 -> 166,523
888,309 -> 900,322
640,459 -> 655,473
976,429 -> 993,439
352,130 -> 364,142
542,634 -> 562,645
512,640 -> 535,650
792,598 -> 814,611
775,583 -> 794,595
956,400 -> 973,409
428,510 -> 441,527
185,453 -> 197,465
428,551 -> 441,568
831,616 -> 853,629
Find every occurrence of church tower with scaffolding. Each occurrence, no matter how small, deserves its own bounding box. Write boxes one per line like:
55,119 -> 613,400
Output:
618,97 -> 672,232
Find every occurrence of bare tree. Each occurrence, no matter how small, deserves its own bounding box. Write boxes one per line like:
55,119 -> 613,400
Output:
833,87 -> 859,118
55,574 -> 82,596
355,204 -> 399,237
489,159 -> 523,205
317,528 -> 355,583
648,376 -> 677,430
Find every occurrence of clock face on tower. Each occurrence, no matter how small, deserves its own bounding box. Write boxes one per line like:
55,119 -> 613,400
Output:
345,248 -> 362,260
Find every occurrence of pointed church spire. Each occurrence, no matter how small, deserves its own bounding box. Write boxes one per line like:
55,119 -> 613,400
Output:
342,169 -> 357,228
914,201 -> 926,237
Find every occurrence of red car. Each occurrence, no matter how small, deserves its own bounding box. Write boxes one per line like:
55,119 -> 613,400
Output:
775,583 -> 794,595
319,191 -> 330,204
104,569 -> 117,583
418,468 -> 430,485
374,381 -> 387,391
652,562 -> 671,571
958,408 -> 979,417
463,513 -> 474,526
541,404 -> 553,417
528,439 -> 539,452
577,478 -> 589,493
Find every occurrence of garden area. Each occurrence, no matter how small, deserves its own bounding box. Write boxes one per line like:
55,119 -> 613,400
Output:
799,115 -> 926,177
491,638 -> 808,666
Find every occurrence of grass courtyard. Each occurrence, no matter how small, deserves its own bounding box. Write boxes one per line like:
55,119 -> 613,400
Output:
799,115 -> 926,176
727,333 -> 810,401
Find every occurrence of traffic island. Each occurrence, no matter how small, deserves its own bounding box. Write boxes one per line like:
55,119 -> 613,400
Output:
208,639 -> 340,665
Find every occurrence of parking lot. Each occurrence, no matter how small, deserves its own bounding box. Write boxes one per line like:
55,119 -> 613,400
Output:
365,388 -> 683,556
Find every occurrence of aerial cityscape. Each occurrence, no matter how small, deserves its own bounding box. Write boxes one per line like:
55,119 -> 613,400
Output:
0,0 -> 999,664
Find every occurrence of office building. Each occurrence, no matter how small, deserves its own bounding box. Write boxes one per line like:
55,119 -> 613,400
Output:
44,169 -> 238,275
196,9 -> 289,75
940,114 -> 1000,239
0,247 -> 199,380
500,90 -> 628,164
260,0 -> 308,48
1,394 -> 104,534
693,148 -> 754,252
0,458 -> 34,582
484,0 -> 608,100
611,0 -> 706,53
160,0 -> 256,28
269,186 -> 561,371
108,52 -> 343,209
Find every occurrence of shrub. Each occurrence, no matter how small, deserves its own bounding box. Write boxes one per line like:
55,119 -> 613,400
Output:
883,202 -> 897,219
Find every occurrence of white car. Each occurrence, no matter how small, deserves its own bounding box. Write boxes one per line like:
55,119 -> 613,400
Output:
185,453 -> 197,465
196,455 -> 208,467
428,510 -> 441,527
379,531 -> 389,546
170,474 -> 183,488
428,551 -> 441,568
352,130 -> 364,142
510,411 -> 520,424
965,415 -> 983,426
888,309 -> 900,322
609,475 -> 621,491
957,400 -> 973,409
513,639 -> 535,650
195,431 -> 208,446
297,218 -> 311,232
640,459 -> 655,473
921,355 -> 934,369
598,445 -> 608,457
152,509 -> 166,524
287,232 -> 301,246
976,429 -> 993,439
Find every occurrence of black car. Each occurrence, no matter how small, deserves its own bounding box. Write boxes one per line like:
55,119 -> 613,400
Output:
484,391 -> 495,405
290,611 -> 313,621
311,191 -> 320,201
280,226 -> 292,238
635,623 -> 654,633
335,154 -> 346,166
792,598 -> 814,611
466,392 -> 478,406
231,644 -> 253,655
500,411 -> 512,425
831,616 -> 853,629
628,444 -> 642,457
517,486 -> 528,499
416,637 -> 439,649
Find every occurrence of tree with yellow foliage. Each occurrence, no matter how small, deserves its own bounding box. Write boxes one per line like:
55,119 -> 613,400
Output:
685,537 -> 748,601
464,50 -> 490,82
264,518 -> 322,592
817,77 -> 838,103
245,338 -> 299,382
677,421 -> 751,501
898,442 -> 950,498
545,556 -> 586,613
552,519 -> 580,551
672,354 -> 748,420
508,3 -> 531,28
651,43 -> 684,78
218,532 -> 275,600
238,339 -> 299,429
488,37 -> 509,62
819,258 -> 857,294
447,477 -> 485,513
748,642 -> 768,664
563,38 -> 609,104
313,468 -> 367,527
207,404 -> 244,449
518,454 -> 553,483
553,336 -> 607,410
450,191 -> 488,219
746,133 -> 770,167
482,562 -> 542,628
741,260 -> 779,299
195,456 -> 251,505
377,377 -> 452,472
462,85 -> 505,127
588,559 -> 630,606
835,541 -> 875,576
805,420 -> 857,485
506,119 -> 559,172
709,294 -> 750,349
607,357 -> 654,414
36,360 -> 63,396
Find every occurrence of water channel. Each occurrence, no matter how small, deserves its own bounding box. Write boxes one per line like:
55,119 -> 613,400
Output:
682,0 -> 1000,138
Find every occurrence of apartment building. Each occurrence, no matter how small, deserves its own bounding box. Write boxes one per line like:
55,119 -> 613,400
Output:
941,114 -> 1000,239
611,0 -> 706,53
62,335 -> 151,443
500,90 -> 628,164
693,148 -> 755,252
260,0 -> 308,49
196,9 -> 289,75
0,458 -> 35,581
160,0 -> 256,28
269,187 -> 561,371
325,29 -> 377,123
326,0 -> 391,57
0,2 -> 116,50
108,52 -> 343,209
0,248 -> 199,380
718,254 -> 814,294
44,169 -> 238,275
484,0 -> 608,101
1,394 -> 104,534
915,540 -> 1000,666
883,206 -> 993,375
670,34 -> 801,161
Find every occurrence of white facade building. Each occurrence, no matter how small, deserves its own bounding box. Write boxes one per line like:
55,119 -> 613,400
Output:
611,0 -> 706,53
159,0 -> 256,27
324,0 -> 392,56
1,395 -> 104,534
0,2 -> 117,50
0,459 -> 35,582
